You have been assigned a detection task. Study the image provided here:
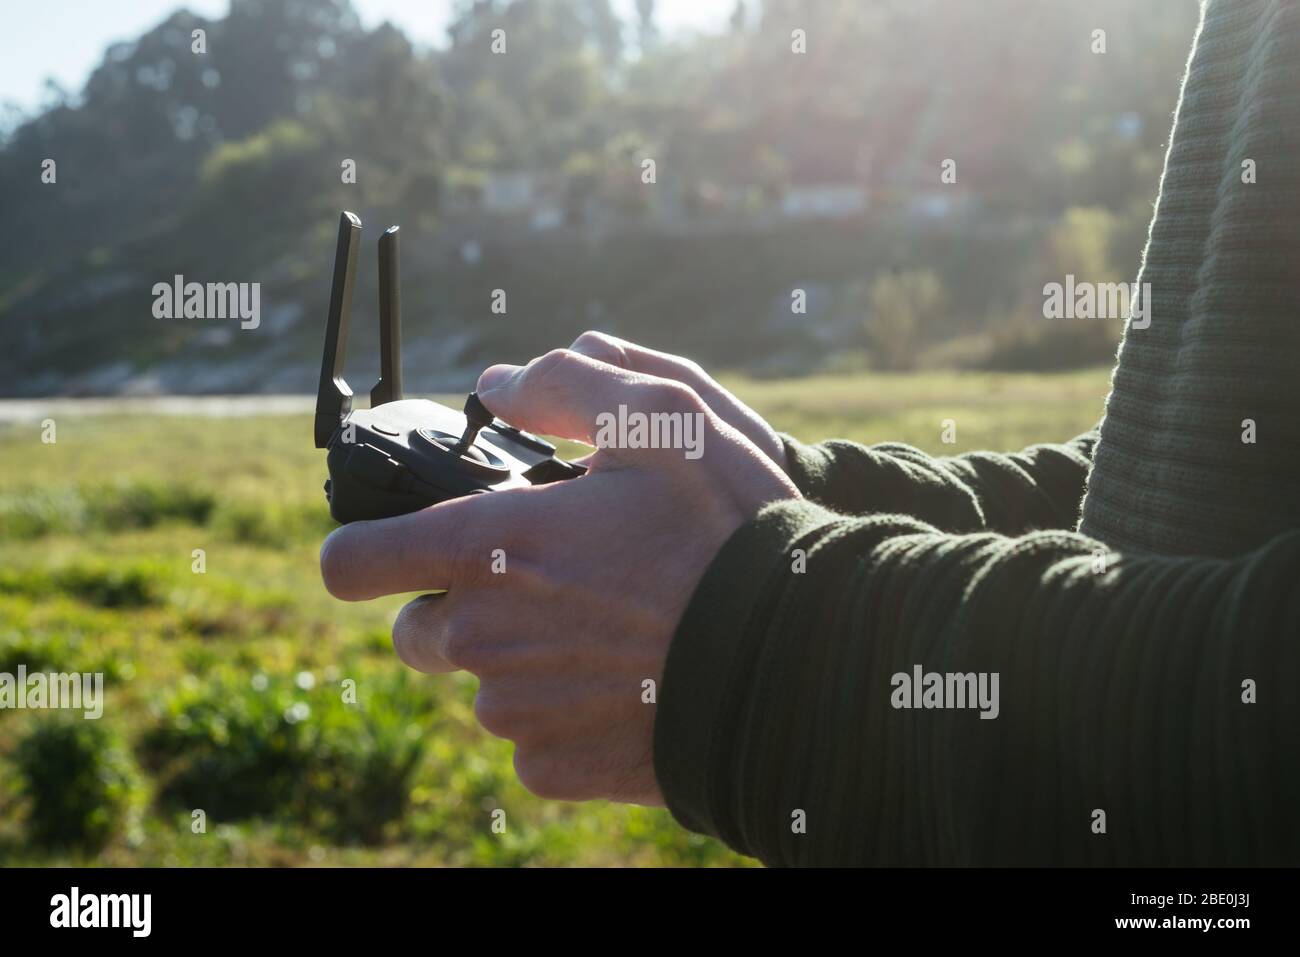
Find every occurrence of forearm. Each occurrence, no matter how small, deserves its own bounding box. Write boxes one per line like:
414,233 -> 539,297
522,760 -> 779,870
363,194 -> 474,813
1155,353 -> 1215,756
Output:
781,430 -> 1099,535
654,500 -> 1300,865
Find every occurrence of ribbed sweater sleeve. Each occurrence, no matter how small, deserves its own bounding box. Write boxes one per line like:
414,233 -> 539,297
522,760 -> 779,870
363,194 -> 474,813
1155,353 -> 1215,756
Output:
781,431 -> 1099,535
653,499 -> 1300,866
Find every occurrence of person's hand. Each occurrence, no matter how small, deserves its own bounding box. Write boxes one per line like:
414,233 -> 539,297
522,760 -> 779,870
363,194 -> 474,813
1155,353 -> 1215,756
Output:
564,331 -> 787,470
319,346 -> 799,805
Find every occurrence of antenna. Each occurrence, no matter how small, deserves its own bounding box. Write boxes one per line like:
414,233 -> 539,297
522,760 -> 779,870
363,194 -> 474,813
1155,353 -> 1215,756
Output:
315,211 -> 362,448
370,225 -> 403,406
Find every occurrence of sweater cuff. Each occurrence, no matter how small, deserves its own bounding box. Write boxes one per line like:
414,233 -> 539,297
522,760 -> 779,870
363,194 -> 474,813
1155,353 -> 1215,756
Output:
652,496 -> 842,841
779,433 -> 837,504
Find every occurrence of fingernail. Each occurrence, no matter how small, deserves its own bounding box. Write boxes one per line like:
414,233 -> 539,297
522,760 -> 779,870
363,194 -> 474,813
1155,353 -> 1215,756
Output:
477,363 -> 520,394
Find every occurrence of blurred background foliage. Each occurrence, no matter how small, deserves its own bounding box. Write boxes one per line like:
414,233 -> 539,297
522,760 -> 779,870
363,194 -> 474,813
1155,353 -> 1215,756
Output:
0,0 -> 1200,396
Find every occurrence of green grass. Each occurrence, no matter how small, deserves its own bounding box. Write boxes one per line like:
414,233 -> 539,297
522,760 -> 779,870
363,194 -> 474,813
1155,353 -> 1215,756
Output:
0,369 -> 1111,865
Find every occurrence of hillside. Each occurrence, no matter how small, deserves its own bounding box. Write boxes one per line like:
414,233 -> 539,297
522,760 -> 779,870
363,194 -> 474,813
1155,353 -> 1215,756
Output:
0,0 -> 1200,396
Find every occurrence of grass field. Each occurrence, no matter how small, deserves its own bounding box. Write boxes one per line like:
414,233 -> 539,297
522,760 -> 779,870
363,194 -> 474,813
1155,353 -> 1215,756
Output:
0,368 -> 1111,866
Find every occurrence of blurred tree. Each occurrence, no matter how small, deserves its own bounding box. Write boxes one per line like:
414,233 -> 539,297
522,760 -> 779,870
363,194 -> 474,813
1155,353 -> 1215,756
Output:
583,0 -> 624,65
865,269 -> 948,371
1048,207 -> 1121,283
636,0 -> 657,51
730,0 -> 747,34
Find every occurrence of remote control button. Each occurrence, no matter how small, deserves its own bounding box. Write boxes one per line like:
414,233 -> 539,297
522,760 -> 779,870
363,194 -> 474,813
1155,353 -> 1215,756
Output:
487,422 -> 556,455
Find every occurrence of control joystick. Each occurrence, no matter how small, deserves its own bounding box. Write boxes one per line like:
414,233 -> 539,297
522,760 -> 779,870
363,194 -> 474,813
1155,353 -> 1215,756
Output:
314,212 -> 585,524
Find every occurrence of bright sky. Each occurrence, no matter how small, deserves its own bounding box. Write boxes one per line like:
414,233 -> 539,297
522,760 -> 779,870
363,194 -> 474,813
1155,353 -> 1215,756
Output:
0,0 -> 738,115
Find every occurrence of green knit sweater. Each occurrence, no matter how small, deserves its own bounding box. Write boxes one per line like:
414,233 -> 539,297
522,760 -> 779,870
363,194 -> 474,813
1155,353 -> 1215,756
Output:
654,0 -> 1300,866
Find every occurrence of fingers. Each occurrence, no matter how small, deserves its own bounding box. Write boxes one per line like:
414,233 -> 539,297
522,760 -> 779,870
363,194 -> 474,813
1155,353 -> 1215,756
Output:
391,593 -> 459,674
392,590 -> 551,677
565,331 -> 788,469
567,330 -> 713,389
320,490 -> 526,601
476,348 -> 708,453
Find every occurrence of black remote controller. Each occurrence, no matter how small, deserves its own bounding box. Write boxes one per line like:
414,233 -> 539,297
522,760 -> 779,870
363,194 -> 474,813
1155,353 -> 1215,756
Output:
314,211 -> 585,524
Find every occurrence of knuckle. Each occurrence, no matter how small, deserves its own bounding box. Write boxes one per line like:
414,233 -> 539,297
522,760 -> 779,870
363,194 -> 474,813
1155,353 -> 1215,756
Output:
512,749 -> 571,800
531,347 -> 575,378
524,348 -> 587,400
390,596 -> 441,671
641,379 -> 704,415
571,330 -> 628,368
436,608 -> 499,673
570,329 -> 608,353
498,556 -> 556,596
439,619 -> 476,671
390,621 -> 424,669
473,687 -> 518,739
675,355 -> 708,382
433,529 -> 482,590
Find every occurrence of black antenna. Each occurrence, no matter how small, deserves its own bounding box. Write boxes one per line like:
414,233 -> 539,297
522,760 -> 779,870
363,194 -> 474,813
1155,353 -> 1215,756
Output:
315,211 -> 362,448
370,225 -> 403,407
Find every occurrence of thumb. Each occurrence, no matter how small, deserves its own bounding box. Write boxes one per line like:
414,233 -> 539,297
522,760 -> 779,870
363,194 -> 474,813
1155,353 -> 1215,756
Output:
475,362 -> 518,394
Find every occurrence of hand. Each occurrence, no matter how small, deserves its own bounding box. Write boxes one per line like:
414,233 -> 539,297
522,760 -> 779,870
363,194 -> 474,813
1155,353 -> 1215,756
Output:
564,331 -> 788,471
319,347 -> 799,804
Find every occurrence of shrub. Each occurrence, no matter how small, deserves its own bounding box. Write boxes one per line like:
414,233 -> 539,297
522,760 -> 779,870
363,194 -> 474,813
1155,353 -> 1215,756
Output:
0,487 -> 89,539
142,670 -> 433,843
173,579 -> 297,640
54,561 -> 165,608
0,625 -> 82,675
0,559 -> 166,608
0,481 -> 215,539
13,717 -> 139,851
211,500 -> 334,546
981,318 -> 1120,372
90,480 -> 216,531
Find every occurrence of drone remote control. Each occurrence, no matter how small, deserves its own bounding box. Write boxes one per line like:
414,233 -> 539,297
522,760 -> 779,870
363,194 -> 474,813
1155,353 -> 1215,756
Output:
314,211 -> 585,524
